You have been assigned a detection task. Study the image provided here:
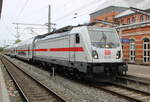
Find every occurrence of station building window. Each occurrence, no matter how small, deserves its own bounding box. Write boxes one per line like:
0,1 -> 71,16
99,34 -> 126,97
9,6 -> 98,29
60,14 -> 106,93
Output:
143,38 -> 150,63
146,16 -> 150,21
130,39 -> 136,62
140,15 -> 144,22
127,18 -> 131,24
121,19 -> 124,25
132,17 -> 136,23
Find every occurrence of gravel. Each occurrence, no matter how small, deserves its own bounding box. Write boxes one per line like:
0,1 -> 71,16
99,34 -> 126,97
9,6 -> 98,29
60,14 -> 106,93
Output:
7,56 -> 129,102
0,60 -> 24,102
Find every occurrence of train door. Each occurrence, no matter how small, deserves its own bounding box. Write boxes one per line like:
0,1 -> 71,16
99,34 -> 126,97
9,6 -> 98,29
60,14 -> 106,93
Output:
74,33 -> 80,61
69,34 -> 76,62
28,46 -> 30,59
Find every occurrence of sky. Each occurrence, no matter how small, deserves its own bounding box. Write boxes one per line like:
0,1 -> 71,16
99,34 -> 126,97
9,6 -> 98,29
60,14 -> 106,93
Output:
0,0 -> 148,46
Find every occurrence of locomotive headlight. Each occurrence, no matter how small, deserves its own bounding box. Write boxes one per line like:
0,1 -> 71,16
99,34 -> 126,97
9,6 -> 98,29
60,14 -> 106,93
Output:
92,50 -> 99,59
116,50 -> 121,59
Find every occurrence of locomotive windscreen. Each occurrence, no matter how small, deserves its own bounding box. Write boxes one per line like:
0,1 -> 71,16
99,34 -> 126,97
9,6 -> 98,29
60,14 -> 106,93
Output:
88,29 -> 120,48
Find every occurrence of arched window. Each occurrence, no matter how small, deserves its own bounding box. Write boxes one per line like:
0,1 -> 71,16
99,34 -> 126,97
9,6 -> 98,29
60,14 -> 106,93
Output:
121,19 -> 124,25
143,38 -> 150,63
127,18 -> 130,24
147,16 -> 150,21
132,17 -> 136,23
140,15 -> 144,22
130,39 -> 135,62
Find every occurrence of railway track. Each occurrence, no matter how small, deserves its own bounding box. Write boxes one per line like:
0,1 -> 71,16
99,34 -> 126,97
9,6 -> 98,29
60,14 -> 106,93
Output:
0,56 -> 68,102
114,75 -> 150,93
96,82 -> 150,102
2,55 -> 150,102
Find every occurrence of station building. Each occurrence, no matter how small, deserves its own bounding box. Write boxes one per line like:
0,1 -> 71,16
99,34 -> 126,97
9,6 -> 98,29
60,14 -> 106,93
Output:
90,6 -> 128,27
90,6 -> 150,65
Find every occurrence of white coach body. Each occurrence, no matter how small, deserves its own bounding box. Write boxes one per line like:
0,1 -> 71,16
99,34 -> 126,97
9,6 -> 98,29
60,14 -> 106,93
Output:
15,37 -> 34,60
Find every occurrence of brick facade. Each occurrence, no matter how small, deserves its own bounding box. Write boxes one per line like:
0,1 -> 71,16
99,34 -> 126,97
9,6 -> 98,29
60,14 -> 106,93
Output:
90,6 -> 128,27
90,6 -> 150,65
116,9 -> 150,65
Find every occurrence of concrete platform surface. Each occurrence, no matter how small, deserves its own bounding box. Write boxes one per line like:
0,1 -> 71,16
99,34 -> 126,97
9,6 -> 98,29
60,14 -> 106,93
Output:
0,65 -> 10,102
128,64 -> 150,79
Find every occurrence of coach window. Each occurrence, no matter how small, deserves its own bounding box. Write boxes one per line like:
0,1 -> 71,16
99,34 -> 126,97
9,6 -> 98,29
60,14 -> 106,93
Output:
75,34 -> 80,44
130,39 -> 135,62
143,38 -> 150,63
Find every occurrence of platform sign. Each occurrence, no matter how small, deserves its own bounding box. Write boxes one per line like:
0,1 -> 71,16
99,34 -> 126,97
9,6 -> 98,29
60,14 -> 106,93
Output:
121,38 -> 130,43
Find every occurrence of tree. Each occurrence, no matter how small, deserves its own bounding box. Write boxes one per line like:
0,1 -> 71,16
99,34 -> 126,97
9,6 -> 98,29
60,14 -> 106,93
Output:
0,47 -> 4,52
14,39 -> 21,44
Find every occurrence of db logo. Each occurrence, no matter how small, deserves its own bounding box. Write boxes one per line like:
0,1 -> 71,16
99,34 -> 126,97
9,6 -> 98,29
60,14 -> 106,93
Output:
104,50 -> 111,55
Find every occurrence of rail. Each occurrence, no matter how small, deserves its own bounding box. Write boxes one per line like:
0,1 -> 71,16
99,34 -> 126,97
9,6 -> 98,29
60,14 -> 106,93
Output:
1,55 -> 68,102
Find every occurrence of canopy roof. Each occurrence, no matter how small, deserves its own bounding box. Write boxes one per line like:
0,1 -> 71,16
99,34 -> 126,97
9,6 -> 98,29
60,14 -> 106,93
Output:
115,0 -> 150,18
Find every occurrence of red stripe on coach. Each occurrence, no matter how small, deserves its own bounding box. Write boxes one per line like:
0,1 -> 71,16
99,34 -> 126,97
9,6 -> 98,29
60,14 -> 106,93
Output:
32,49 -> 48,51
49,47 -> 84,52
16,50 -> 29,51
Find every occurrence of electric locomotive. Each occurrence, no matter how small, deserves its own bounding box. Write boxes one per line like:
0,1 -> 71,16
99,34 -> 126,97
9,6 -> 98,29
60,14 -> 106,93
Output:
5,25 -> 128,81
32,25 -> 128,81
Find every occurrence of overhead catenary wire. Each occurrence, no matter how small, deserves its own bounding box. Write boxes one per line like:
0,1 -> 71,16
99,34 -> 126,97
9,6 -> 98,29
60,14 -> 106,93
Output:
12,22 -> 47,26
56,10 -> 91,24
31,0 -> 104,27
4,25 -> 16,37
32,3 -> 150,27
54,0 -> 104,26
12,0 -> 104,36
17,0 -> 74,22
17,0 -> 30,18
3,0 -> 102,46
52,0 -> 99,22
18,5 -> 49,20
54,1 -> 108,27
32,0 -> 100,23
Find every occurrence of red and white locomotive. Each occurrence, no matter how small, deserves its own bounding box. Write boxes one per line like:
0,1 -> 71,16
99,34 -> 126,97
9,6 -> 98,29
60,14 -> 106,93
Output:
5,25 -> 128,81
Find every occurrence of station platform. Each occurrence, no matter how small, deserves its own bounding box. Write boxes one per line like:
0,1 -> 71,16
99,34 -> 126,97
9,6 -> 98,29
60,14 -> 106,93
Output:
0,65 -> 10,102
127,64 -> 150,79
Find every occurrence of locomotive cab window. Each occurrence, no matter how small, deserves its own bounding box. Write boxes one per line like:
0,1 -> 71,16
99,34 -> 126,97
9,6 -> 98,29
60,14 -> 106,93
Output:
75,34 -> 80,44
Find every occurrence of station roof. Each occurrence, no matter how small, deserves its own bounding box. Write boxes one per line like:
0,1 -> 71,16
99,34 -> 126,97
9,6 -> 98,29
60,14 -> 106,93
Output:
90,6 -> 128,19
0,0 -> 2,18
115,0 -> 150,18
90,0 -> 150,19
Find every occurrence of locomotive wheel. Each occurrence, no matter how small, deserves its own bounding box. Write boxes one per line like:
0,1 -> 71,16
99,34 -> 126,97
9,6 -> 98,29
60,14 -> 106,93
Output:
74,69 -> 81,80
